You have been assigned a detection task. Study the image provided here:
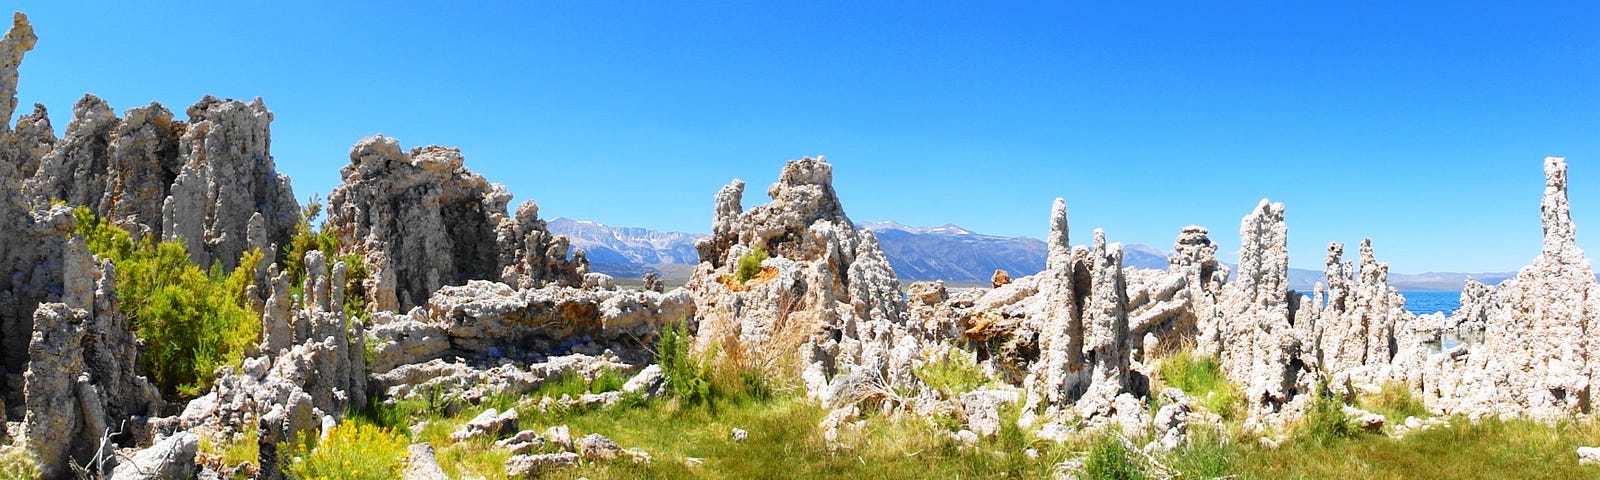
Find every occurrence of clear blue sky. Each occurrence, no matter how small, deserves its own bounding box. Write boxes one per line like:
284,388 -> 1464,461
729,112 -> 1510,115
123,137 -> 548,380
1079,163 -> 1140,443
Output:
8,1 -> 1597,273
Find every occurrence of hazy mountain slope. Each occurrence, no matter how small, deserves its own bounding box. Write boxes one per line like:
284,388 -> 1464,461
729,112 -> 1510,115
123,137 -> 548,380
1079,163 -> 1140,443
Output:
548,217 -> 1528,291
546,218 -> 701,277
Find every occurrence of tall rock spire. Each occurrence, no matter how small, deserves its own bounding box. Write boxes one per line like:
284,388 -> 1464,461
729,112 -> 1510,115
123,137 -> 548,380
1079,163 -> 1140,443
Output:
0,12 -> 36,130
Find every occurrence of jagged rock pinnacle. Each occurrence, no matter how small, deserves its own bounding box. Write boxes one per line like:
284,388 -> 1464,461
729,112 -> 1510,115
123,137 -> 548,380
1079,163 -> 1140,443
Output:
0,12 -> 37,129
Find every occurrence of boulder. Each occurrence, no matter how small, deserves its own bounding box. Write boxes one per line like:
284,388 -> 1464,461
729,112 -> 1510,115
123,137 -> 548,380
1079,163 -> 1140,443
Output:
575,433 -> 622,461
505,452 -> 578,477
108,432 -> 199,480
401,443 -> 449,480
449,408 -> 519,442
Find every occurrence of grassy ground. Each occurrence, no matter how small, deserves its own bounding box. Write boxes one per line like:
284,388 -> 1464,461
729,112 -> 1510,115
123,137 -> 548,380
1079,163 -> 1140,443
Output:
364,384 -> 1080,479
1235,416 -> 1600,479
338,351 -> 1600,480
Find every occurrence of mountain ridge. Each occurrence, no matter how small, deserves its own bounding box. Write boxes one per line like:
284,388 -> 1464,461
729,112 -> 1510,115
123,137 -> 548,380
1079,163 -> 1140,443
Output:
546,218 -> 1532,291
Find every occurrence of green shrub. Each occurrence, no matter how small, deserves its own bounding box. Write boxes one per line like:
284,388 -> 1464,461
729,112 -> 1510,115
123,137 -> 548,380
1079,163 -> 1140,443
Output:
914,348 -> 988,398
734,246 -> 768,283
657,320 -> 713,406
1158,350 -> 1242,420
281,421 -> 409,480
1084,433 -> 1147,480
0,445 -> 41,480
73,207 -> 261,398
1299,387 -> 1362,446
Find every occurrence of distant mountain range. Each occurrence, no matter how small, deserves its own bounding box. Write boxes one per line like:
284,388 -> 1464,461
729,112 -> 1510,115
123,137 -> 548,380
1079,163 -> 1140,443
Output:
547,217 -> 1525,291
545,218 -> 701,278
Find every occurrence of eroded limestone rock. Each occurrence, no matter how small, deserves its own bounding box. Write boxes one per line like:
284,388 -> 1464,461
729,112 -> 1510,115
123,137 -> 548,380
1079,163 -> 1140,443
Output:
1213,199 -> 1317,423
328,135 -> 585,311
1420,157 -> 1600,420
161,96 -> 298,271
684,157 -> 920,400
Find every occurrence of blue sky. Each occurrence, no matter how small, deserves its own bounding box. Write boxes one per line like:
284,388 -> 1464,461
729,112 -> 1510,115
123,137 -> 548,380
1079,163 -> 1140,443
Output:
7,1 -> 1597,273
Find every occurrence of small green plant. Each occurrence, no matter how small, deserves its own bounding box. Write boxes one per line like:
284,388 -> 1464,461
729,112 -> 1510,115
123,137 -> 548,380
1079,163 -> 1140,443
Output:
1084,433 -> 1148,480
1298,387 -> 1362,446
74,207 -> 261,398
281,421 -> 409,480
1158,350 -> 1243,420
0,445 -> 41,480
657,320 -> 713,406
914,348 -> 988,398
734,246 -> 768,283
199,428 -> 260,479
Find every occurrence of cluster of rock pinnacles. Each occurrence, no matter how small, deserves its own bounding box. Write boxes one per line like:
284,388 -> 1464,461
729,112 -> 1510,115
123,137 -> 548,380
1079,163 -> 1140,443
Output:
0,11 -> 1595,479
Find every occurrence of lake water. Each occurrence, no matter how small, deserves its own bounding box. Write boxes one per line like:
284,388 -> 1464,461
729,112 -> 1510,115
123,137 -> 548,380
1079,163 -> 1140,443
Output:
1401,291 -> 1460,316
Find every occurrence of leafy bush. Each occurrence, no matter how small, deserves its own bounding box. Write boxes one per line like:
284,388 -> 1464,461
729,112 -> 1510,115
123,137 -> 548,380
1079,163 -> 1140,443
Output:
657,320 -> 713,406
914,348 -> 988,398
1158,350 -> 1242,420
734,246 -> 768,283
281,422 -> 408,480
73,207 -> 261,398
1084,433 -> 1147,480
0,445 -> 41,480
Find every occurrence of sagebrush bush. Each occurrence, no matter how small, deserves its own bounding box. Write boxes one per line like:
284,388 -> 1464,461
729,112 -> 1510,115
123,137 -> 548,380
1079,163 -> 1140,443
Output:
734,246 -> 768,283
281,422 -> 408,480
74,207 -> 261,398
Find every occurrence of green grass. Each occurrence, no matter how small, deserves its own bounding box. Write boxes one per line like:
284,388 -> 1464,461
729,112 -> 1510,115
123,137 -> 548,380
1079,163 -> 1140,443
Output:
1083,433 -> 1147,480
351,378 -> 1600,480
385,392 -> 1085,480
1296,388 -> 1365,447
1237,416 -> 1600,479
1164,426 -> 1237,478
1357,381 -> 1430,426
0,445 -> 41,480
1157,350 -> 1243,420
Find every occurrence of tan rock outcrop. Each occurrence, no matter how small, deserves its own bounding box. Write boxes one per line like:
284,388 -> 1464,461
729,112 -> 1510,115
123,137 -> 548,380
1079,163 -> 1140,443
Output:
19,236 -> 160,478
685,157 -> 919,400
365,279 -> 694,371
327,135 -> 585,311
160,96 -> 299,271
1213,199 -> 1317,422
1420,157 -> 1600,420
0,12 -> 34,134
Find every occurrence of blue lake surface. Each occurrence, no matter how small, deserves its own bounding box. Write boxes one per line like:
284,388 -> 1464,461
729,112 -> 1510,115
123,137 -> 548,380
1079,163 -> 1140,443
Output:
1401,291 -> 1461,316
